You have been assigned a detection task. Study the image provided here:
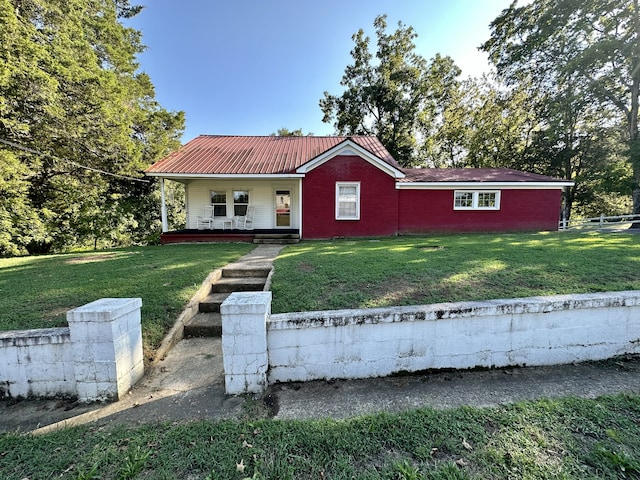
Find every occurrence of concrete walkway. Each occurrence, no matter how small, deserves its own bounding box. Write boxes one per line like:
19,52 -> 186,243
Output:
224,244 -> 285,271
2,244 -> 640,433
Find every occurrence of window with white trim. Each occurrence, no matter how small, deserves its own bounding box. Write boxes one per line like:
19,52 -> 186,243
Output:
233,190 -> 249,216
454,190 -> 500,210
336,182 -> 360,220
210,191 -> 227,216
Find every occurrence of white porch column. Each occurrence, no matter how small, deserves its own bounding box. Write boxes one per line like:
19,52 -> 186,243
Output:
298,177 -> 303,239
160,178 -> 169,233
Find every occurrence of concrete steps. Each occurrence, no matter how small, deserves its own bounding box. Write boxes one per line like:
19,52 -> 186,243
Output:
184,264 -> 270,338
222,267 -> 272,278
184,312 -> 221,337
253,233 -> 300,244
211,276 -> 267,293
198,293 -> 230,313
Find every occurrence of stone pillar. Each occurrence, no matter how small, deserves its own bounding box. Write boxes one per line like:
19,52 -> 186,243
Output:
221,292 -> 271,394
67,298 -> 144,402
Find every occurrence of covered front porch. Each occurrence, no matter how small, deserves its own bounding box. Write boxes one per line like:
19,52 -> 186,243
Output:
154,176 -> 303,242
160,228 -> 300,244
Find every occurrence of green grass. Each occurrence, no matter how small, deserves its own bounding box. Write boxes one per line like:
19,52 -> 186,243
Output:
3,233 -> 640,478
2,394 -> 640,479
0,243 -> 253,359
3,232 -> 639,356
271,232 -> 640,313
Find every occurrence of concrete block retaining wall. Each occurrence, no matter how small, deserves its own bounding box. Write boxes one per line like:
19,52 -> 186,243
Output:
221,290 -> 640,394
0,298 -> 144,401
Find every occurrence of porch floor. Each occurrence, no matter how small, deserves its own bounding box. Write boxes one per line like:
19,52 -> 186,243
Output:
160,229 -> 300,244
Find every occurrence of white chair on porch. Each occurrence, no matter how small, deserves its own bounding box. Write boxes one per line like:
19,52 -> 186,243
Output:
196,206 -> 215,229
234,206 -> 254,230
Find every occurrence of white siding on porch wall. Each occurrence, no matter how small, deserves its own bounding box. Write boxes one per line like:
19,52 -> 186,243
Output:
185,179 -> 299,230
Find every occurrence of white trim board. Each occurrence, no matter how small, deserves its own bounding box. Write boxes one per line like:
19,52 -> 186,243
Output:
396,181 -> 574,190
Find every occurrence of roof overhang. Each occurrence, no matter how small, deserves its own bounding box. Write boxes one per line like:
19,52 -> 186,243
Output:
296,139 -> 405,178
145,173 -> 305,181
396,181 -> 575,190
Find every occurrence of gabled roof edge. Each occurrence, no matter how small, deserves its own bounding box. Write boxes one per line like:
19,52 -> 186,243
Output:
296,139 -> 405,178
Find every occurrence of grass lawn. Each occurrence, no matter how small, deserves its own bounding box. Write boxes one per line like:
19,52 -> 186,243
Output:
0,243 -> 253,359
271,231 -> 640,313
3,232 -> 640,478
2,394 -> 640,479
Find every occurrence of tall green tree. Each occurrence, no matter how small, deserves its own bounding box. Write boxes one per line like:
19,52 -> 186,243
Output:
0,0 -> 184,255
482,0 -> 640,216
270,128 -> 308,136
320,15 -> 461,167
424,74 -> 538,169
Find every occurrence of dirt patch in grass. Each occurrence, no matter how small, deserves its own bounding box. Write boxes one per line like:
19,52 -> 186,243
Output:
297,262 -> 315,273
418,245 -> 445,251
365,278 -> 427,307
45,307 -> 73,318
64,253 -> 118,264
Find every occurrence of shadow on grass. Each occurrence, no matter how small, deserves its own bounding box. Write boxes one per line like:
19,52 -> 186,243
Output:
271,232 -> 640,313
0,243 -> 254,356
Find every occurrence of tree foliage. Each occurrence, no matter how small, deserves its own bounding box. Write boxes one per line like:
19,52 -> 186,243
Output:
320,15 -> 461,167
320,5 -> 637,219
482,0 -> 640,215
0,0 -> 184,255
422,74 -> 538,170
270,128 -> 308,136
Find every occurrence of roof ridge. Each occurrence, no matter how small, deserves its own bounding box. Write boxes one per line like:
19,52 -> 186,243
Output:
195,134 -> 376,139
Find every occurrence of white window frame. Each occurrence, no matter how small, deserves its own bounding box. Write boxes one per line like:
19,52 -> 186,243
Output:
454,190 -> 501,210
210,190 -> 228,217
233,190 -> 250,216
335,182 -> 360,220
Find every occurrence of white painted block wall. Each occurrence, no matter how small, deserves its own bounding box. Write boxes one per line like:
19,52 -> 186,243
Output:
0,328 -> 75,398
68,298 -> 145,401
0,298 -> 144,401
220,291 -> 640,394
221,292 -> 271,394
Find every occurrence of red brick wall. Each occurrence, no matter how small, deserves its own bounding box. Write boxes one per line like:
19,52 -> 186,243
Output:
397,188 -> 562,233
302,155 -> 399,238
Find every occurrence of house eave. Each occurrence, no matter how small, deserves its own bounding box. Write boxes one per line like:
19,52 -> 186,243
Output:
396,181 -> 574,190
145,172 -> 306,180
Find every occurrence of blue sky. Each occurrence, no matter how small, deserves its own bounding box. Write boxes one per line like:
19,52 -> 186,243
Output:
126,1 -> 515,143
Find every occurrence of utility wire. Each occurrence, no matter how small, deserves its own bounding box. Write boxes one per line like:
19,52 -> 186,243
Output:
0,137 -> 150,183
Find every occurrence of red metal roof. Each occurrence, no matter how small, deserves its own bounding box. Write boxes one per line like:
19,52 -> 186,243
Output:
146,135 -> 400,175
146,136 -> 569,184
400,168 -> 567,183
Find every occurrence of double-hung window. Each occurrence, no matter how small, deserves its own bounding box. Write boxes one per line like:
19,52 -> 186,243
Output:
233,190 -> 249,216
454,190 -> 500,210
210,191 -> 227,216
336,182 -> 360,220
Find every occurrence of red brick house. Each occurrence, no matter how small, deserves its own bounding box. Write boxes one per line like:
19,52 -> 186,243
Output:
145,135 -> 572,242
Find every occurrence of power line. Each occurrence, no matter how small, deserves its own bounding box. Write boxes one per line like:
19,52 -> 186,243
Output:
0,137 -> 150,183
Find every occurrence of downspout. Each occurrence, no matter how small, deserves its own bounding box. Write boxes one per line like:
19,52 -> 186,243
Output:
160,177 -> 169,233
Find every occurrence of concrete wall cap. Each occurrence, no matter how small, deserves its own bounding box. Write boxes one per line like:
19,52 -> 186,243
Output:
67,298 -> 142,323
